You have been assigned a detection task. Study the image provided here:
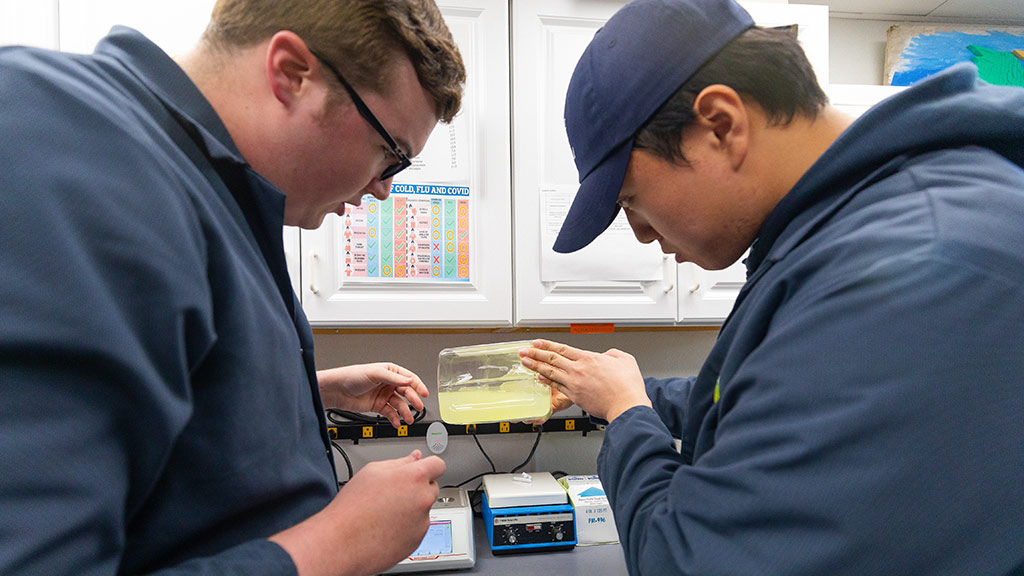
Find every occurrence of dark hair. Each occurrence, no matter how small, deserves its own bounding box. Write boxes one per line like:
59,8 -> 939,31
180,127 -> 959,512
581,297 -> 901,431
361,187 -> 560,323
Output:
203,0 -> 465,122
634,26 -> 828,163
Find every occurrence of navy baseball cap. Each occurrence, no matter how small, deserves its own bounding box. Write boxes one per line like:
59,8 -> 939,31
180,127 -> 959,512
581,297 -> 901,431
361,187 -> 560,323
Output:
554,0 -> 754,253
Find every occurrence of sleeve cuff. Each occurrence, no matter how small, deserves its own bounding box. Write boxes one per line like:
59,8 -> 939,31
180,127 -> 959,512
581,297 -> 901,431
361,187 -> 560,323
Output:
148,539 -> 297,576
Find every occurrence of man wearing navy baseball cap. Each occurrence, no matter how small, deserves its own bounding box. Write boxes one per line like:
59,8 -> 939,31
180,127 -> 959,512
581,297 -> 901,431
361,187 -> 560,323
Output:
521,0 -> 1024,573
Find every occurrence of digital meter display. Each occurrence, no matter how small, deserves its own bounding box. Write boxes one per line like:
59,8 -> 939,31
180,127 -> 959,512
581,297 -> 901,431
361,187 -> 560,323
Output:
411,521 -> 453,557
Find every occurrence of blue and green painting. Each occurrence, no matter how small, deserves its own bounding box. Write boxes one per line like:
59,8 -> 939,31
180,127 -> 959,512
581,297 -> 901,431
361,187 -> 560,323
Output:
886,27 -> 1024,87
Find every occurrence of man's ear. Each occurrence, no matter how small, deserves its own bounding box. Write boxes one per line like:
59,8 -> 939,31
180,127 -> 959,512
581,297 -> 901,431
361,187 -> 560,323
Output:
690,84 -> 749,170
265,31 -> 317,107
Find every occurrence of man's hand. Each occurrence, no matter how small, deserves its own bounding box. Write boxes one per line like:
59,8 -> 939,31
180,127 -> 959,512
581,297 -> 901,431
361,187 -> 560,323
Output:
519,339 -> 651,422
523,388 -> 574,424
318,363 -> 429,428
270,450 -> 446,576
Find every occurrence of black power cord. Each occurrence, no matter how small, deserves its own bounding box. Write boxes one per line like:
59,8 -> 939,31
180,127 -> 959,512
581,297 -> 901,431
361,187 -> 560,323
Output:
326,407 -> 424,490
471,425 -> 497,474
325,407 -> 426,426
445,427 -> 544,489
330,439 -> 354,488
510,428 -> 544,473
329,408 -> 548,501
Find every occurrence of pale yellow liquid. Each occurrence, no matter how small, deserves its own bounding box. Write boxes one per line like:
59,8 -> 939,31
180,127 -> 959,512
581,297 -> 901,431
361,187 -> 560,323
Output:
438,377 -> 551,424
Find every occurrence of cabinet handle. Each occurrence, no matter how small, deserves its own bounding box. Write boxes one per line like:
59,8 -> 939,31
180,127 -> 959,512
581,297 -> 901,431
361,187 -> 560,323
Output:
308,252 -> 319,295
689,266 -> 701,293
663,255 -> 675,294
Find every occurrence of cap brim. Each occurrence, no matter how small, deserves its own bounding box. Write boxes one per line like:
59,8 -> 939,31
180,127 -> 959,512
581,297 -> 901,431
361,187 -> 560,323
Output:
552,141 -> 632,253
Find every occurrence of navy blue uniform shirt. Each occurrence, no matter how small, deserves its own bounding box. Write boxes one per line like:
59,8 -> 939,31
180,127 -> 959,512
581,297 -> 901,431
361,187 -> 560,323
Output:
599,66 -> 1024,575
1,28 -> 336,575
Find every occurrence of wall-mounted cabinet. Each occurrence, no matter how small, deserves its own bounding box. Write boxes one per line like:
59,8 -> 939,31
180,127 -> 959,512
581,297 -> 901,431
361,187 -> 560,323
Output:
0,1 -> 57,49
511,0 -> 829,326
511,0 -> 679,326
829,83 -> 907,117
10,0 -> 512,327
6,0 -> 314,311
675,1 -> 828,324
300,1 -> 513,327
55,0 -> 213,55
9,0 -> 928,330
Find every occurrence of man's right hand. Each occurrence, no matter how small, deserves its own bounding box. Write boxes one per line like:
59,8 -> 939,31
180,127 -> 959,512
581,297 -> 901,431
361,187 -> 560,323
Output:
519,339 -> 651,422
270,450 -> 446,576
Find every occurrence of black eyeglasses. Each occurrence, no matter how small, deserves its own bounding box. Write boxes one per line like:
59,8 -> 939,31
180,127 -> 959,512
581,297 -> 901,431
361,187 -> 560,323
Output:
310,49 -> 412,181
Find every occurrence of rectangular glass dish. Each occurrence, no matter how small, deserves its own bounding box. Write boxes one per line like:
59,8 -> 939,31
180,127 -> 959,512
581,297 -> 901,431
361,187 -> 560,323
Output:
437,340 -> 551,424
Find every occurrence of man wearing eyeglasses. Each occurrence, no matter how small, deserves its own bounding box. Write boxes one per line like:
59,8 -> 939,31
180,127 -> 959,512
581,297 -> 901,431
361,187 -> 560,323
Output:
0,1 -> 463,575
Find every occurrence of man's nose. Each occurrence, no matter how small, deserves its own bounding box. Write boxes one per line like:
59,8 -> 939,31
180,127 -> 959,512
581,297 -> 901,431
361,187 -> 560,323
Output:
365,177 -> 392,201
625,212 -> 656,244
633,228 -> 657,244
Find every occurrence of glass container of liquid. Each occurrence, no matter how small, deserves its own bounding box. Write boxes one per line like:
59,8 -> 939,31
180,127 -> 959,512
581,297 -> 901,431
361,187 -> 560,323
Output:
437,340 -> 551,424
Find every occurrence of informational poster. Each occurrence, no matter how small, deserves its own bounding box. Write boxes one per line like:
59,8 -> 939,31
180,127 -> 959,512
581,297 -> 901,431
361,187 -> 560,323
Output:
397,119 -> 471,183
539,187 -> 664,282
339,98 -> 473,284
341,184 -> 471,282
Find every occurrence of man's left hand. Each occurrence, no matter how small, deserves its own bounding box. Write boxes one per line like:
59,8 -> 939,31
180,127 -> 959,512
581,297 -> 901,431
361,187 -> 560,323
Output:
318,363 -> 429,428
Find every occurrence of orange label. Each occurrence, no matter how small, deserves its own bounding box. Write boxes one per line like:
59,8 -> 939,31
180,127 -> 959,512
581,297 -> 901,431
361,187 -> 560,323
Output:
570,323 -> 615,334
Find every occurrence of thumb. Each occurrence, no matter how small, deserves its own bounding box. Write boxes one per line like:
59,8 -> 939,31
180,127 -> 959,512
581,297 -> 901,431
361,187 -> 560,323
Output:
605,348 -> 631,360
416,455 -> 447,480
383,450 -> 422,468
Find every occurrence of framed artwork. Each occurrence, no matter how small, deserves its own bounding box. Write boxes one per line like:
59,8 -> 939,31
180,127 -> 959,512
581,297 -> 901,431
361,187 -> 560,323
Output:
885,24 -> 1024,87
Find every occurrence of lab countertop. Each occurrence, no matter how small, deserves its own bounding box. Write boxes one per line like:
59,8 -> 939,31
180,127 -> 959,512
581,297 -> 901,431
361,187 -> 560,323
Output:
396,516 -> 628,576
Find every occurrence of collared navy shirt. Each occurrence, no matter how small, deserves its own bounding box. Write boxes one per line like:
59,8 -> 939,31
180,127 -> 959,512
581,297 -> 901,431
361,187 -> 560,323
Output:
597,66 -> 1024,575
1,27 -> 335,575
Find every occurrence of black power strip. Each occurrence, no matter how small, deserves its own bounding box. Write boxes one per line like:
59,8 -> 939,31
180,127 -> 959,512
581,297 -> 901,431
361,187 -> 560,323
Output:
329,417 -> 602,444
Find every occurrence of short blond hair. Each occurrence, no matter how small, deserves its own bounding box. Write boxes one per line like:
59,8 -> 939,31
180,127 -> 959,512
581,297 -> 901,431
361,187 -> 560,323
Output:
202,0 -> 465,122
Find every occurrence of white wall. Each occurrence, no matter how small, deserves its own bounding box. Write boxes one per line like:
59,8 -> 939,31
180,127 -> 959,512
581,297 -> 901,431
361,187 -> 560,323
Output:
830,17 -> 897,84
313,330 -> 717,487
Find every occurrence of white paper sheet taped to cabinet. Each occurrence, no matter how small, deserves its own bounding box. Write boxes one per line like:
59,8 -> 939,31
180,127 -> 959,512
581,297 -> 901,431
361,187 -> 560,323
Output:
540,187 -> 664,282
395,111 -> 471,183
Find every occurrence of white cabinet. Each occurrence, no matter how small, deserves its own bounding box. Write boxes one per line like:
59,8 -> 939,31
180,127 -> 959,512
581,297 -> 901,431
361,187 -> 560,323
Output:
0,1 -> 58,49
9,0 -> 845,328
300,0 -> 513,327
50,0 -> 307,306
42,0 -> 513,328
512,0 -> 678,327
675,2 -> 829,324
678,259 -> 748,323
829,83 -> 907,118
56,0 -> 214,55
284,226 -> 301,298
512,1 -> 830,326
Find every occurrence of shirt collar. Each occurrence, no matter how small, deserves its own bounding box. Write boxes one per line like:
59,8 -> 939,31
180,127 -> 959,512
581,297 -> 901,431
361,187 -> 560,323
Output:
95,25 -> 247,165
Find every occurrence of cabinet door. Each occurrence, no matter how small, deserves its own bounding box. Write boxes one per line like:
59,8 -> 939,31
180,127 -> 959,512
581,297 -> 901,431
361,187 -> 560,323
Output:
513,0 -> 678,326
677,258 -> 747,323
0,1 -> 57,49
301,0 -> 512,327
676,2 -> 829,324
829,84 -> 907,118
57,0 -> 214,55
284,226 -> 301,299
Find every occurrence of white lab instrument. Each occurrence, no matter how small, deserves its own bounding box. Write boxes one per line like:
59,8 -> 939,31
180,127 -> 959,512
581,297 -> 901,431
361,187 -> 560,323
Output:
481,472 -> 576,554
384,487 -> 475,573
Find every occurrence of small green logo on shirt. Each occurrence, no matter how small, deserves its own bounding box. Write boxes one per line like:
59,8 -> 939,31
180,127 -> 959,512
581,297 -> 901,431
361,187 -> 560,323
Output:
714,379 -> 720,403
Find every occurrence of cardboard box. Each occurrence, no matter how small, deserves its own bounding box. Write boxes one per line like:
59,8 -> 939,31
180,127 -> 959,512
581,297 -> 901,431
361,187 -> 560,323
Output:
557,475 -> 619,546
